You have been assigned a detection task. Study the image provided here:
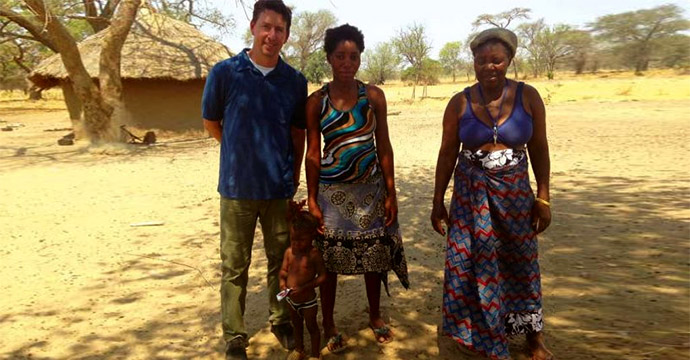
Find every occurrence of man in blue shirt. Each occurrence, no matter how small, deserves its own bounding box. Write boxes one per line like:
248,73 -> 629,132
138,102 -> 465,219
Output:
201,1 -> 307,359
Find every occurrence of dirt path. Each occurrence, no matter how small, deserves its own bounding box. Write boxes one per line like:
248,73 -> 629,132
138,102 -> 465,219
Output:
1,97 -> 688,359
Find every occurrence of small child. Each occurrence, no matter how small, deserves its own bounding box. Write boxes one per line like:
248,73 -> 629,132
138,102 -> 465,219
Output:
280,200 -> 327,360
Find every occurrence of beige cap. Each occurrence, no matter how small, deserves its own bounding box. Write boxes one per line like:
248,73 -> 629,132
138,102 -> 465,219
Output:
470,28 -> 518,57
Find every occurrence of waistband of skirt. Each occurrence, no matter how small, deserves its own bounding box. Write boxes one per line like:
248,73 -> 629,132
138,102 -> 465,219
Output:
459,148 -> 527,170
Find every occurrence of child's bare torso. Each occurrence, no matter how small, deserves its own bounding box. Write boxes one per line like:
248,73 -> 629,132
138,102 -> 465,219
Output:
287,250 -> 318,302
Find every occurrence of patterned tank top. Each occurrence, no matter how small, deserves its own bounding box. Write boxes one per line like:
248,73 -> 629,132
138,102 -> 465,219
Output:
319,81 -> 379,184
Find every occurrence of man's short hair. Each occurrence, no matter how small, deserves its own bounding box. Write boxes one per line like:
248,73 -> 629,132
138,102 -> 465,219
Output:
252,0 -> 292,33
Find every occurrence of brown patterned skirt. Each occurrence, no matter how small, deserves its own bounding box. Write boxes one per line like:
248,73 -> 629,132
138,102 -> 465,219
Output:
315,173 -> 409,292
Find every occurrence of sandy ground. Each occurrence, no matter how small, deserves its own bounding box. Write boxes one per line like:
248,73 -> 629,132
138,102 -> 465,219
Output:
1,76 -> 689,360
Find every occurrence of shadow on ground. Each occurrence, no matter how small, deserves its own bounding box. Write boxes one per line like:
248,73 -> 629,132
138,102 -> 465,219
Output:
1,166 -> 688,360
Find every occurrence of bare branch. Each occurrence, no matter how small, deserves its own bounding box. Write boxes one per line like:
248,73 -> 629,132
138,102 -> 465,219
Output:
473,7 -> 531,29
84,0 -> 99,18
0,3 -> 59,52
0,30 -> 42,42
11,39 -> 32,73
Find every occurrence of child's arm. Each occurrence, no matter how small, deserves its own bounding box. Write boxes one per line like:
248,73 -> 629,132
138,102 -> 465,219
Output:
279,248 -> 291,291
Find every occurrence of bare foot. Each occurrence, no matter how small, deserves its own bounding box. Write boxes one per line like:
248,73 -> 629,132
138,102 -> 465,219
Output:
369,317 -> 393,343
527,332 -> 554,360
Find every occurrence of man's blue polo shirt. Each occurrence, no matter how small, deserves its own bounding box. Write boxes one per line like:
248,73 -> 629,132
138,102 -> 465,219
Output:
202,49 -> 307,200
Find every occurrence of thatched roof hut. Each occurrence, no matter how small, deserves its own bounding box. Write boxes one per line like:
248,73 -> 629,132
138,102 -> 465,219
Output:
29,9 -> 232,130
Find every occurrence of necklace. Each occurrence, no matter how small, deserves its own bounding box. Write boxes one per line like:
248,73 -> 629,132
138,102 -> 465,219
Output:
477,81 -> 508,145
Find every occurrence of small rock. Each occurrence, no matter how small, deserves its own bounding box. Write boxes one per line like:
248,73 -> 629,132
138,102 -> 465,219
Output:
58,138 -> 74,146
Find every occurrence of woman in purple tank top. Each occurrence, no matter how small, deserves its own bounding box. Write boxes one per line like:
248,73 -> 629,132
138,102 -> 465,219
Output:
431,28 -> 554,360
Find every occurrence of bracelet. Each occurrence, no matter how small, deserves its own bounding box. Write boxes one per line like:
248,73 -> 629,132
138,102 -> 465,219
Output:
535,197 -> 551,207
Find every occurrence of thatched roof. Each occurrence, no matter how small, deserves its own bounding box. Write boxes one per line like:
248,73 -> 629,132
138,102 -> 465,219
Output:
29,9 -> 232,88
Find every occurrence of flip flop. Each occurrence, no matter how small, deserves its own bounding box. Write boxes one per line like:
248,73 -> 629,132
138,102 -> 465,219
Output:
326,333 -> 347,353
286,349 -> 306,360
369,323 -> 393,344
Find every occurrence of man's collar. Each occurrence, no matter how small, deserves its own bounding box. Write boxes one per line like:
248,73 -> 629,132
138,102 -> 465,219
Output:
237,48 -> 288,76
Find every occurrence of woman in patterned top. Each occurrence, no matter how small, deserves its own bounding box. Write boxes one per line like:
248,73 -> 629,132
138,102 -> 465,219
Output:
305,24 -> 409,353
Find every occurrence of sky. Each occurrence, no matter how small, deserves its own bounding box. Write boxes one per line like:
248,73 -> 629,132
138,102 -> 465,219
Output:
207,0 -> 689,58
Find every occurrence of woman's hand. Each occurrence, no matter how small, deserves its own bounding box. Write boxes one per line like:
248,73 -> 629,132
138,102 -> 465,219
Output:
308,198 -> 325,234
384,194 -> 398,227
531,201 -> 551,234
431,202 -> 450,236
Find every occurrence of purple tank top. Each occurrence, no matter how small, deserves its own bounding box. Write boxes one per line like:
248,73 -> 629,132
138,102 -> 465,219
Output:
459,82 -> 533,149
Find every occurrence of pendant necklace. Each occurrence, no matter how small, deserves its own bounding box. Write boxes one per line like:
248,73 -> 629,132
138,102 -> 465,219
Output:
477,81 -> 508,145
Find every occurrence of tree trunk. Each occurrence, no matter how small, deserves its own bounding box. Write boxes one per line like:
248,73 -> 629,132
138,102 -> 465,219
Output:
28,85 -> 43,100
98,0 -> 141,139
43,10 -> 113,141
575,54 -> 586,75
60,81 -> 85,138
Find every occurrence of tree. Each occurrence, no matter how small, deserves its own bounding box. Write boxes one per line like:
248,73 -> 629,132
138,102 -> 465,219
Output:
590,4 -> 690,74
0,38 -> 50,97
401,57 -> 443,97
156,0 -> 233,35
0,0 -> 232,142
473,7 -> 531,29
0,3 -> 92,96
302,49 -> 329,84
439,41 -> 462,82
394,23 -> 431,99
461,58 -> 474,82
657,34 -> 690,69
361,41 -> 400,85
540,24 -> 574,79
283,9 -> 336,73
519,20 -> 581,79
0,0 -> 142,142
562,29 -> 593,74
518,19 -> 547,78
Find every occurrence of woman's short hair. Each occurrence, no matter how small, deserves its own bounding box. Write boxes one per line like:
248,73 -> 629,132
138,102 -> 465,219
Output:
324,24 -> 365,56
252,0 -> 293,33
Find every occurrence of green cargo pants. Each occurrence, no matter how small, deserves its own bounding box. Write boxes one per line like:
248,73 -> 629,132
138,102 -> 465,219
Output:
220,197 -> 291,342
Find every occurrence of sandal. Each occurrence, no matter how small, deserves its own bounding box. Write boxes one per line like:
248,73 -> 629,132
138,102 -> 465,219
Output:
369,323 -> 393,344
326,333 -> 347,353
286,349 -> 306,360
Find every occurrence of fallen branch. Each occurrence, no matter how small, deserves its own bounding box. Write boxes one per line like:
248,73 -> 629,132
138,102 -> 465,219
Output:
130,221 -> 165,227
122,252 -> 215,290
